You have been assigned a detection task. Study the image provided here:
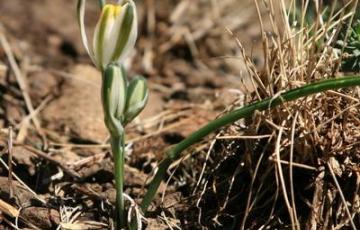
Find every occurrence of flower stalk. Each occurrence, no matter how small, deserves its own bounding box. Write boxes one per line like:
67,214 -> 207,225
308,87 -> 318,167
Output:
101,64 -> 127,228
111,134 -> 125,228
77,0 -> 148,228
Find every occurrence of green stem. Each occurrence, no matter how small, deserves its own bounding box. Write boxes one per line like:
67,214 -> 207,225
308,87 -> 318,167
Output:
140,76 -> 360,211
98,0 -> 105,8
111,134 -> 125,229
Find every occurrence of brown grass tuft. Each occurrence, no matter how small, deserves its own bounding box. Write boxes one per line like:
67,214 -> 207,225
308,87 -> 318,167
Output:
193,0 -> 360,229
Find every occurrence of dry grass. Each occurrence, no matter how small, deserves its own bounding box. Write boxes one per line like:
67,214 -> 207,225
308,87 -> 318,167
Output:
190,0 -> 360,229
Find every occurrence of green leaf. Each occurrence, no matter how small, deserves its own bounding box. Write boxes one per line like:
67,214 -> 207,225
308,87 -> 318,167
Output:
102,64 -> 127,136
124,76 -> 149,124
140,75 -> 360,212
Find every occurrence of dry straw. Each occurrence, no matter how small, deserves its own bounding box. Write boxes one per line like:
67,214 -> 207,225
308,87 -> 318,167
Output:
189,0 -> 360,229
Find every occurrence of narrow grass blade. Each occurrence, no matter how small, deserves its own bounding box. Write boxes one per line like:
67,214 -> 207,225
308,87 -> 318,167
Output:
140,76 -> 360,211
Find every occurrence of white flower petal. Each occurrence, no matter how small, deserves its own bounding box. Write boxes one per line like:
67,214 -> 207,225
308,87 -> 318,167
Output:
104,5 -> 127,66
116,2 -> 138,64
93,5 -> 116,69
77,0 -> 96,64
90,1 -> 138,69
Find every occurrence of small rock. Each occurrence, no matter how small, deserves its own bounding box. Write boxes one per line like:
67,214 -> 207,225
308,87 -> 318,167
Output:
12,146 -> 37,176
21,207 -> 60,229
146,218 -> 169,229
28,70 -> 59,102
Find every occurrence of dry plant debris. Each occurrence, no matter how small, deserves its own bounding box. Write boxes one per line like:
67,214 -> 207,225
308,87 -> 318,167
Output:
191,1 -> 360,229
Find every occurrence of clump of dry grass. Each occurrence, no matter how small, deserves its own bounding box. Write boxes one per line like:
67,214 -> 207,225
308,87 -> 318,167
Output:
194,0 -> 360,229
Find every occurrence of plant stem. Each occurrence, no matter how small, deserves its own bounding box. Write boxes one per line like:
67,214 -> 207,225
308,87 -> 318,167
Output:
98,0 -> 105,8
140,76 -> 360,211
111,134 -> 125,229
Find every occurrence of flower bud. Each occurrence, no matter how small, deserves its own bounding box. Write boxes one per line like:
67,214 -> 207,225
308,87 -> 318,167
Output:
124,76 -> 149,124
77,0 -> 138,70
102,64 -> 127,136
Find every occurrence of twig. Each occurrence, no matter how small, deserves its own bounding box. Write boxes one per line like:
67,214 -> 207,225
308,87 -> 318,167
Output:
269,158 -> 317,171
216,134 -> 272,139
16,95 -> 53,143
7,126 -> 13,198
21,145 -> 81,180
0,30 -> 43,140
274,126 -> 296,229
0,157 -> 46,204
0,199 -> 19,218
240,135 -> 273,230
327,162 -> 356,230
289,112 -> 300,228
193,136 -> 217,194
50,143 -> 110,148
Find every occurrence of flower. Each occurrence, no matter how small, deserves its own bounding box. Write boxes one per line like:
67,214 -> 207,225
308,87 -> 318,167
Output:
124,76 -> 149,124
77,0 -> 138,70
102,64 -> 127,136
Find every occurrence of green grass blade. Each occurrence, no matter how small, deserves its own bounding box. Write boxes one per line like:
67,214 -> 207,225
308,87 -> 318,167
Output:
140,76 -> 360,212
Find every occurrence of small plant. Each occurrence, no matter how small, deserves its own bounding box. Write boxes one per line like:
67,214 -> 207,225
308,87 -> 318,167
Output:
337,19 -> 360,72
77,0 -> 148,228
75,0 -> 360,229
